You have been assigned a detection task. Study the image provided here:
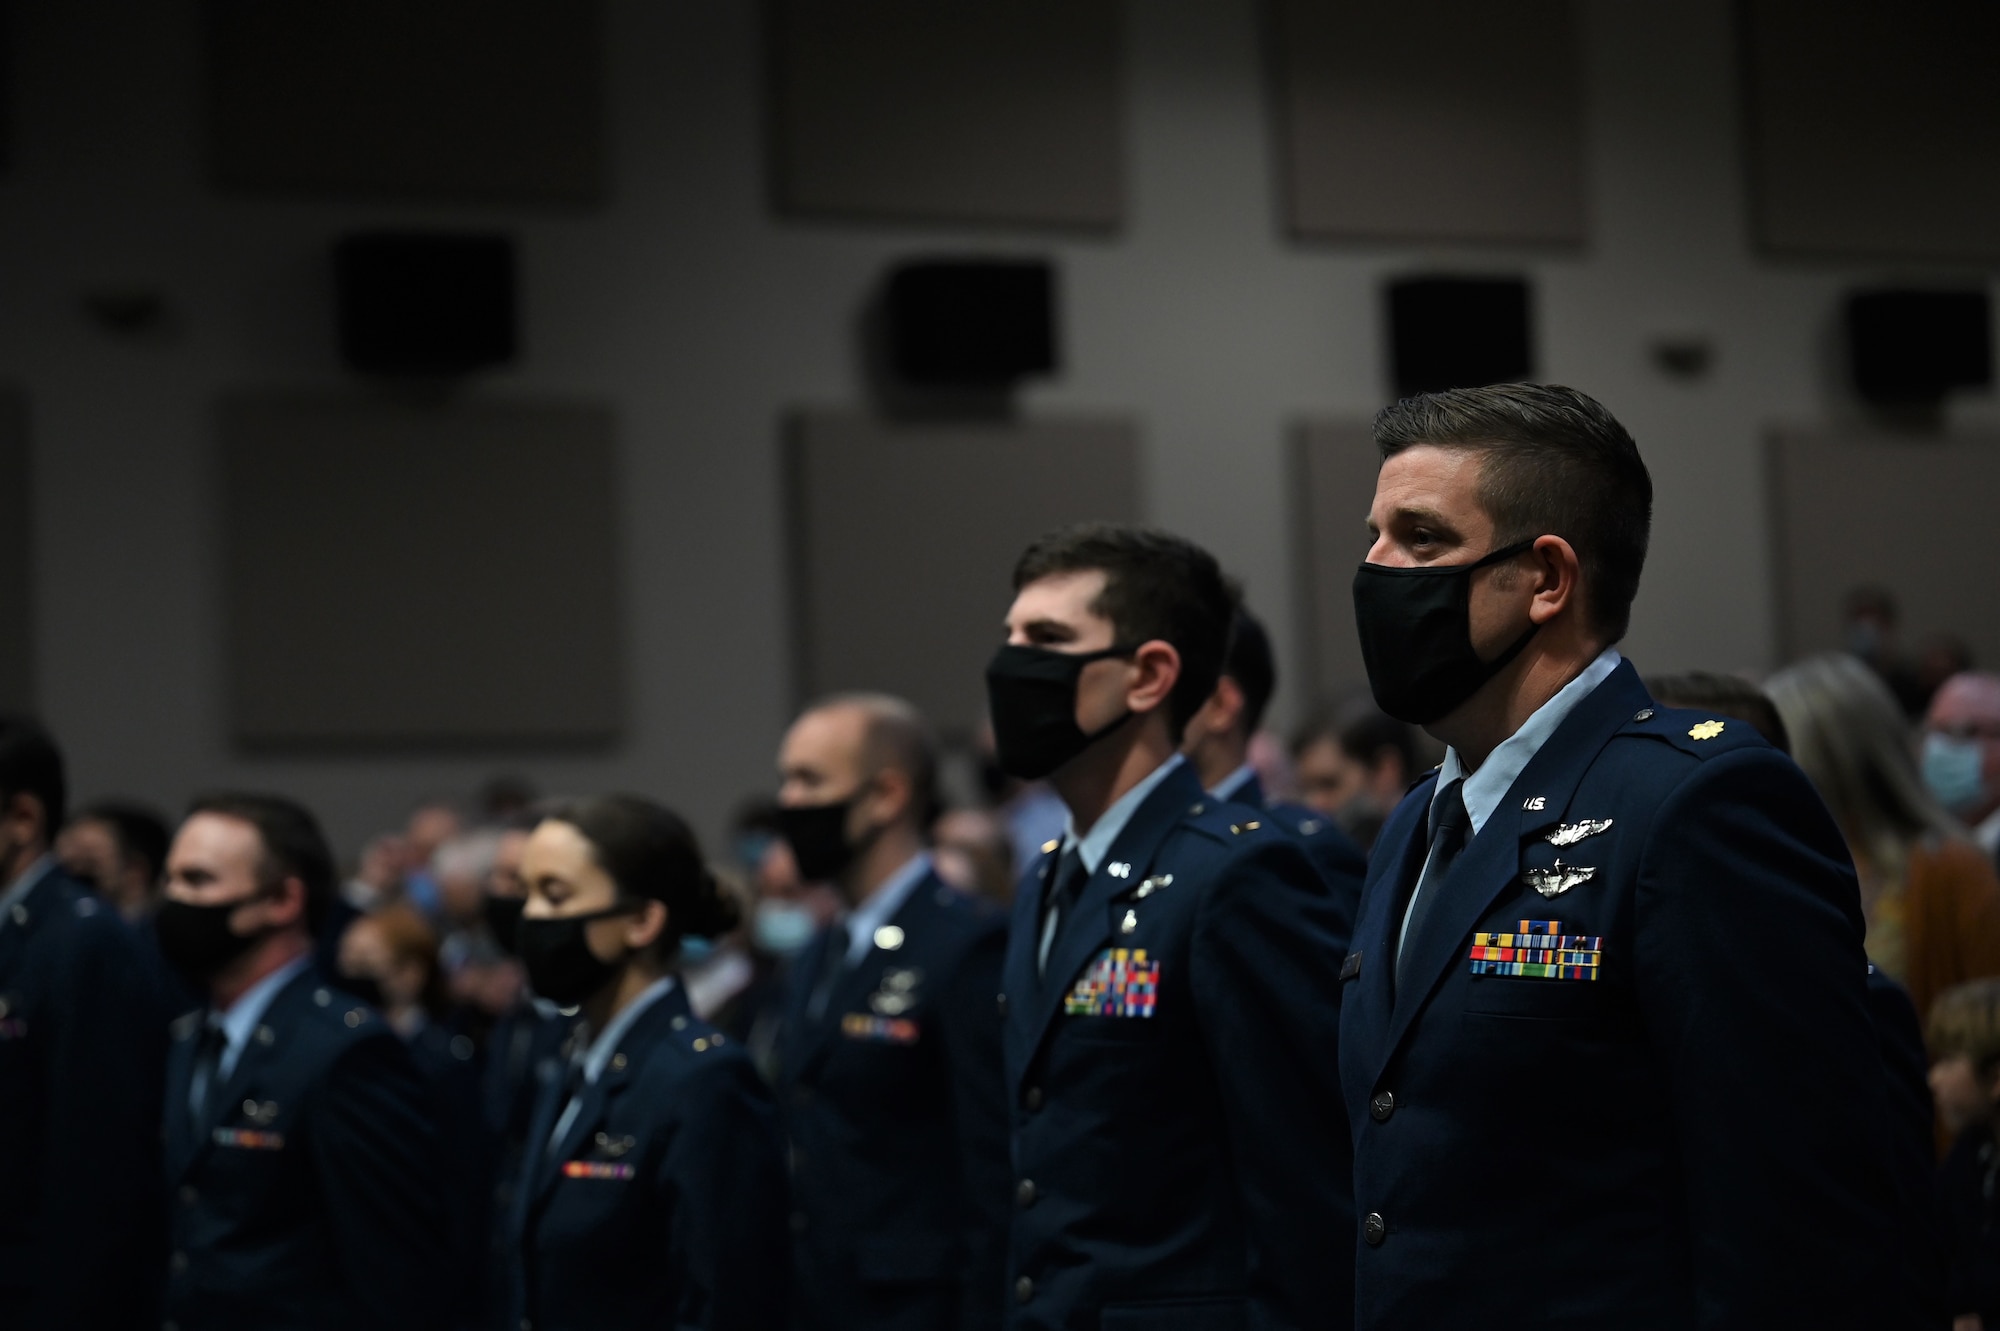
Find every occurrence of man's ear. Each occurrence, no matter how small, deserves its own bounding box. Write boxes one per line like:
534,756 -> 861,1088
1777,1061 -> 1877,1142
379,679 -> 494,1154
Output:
266,876 -> 309,930
867,765 -> 915,827
1126,640 -> 1182,717
1526,535 -> 1584,627
3,790 -> 48,847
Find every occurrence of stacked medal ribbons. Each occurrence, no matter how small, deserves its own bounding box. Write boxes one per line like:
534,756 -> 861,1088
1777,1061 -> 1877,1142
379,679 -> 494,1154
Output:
1065,948 -> 1161,1016
1467,920 -> 1601,981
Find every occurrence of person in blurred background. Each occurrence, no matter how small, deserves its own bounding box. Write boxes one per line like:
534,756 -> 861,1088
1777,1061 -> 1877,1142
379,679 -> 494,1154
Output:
1926,672 -> 2000,873
510,796 -> 787,1331
57,797 -> 170,921
0,719 -> 170,1331
1642,670 -> 1791,750
159,792 -> 447,1331
1181,602 -> 1367,933
1769,653 -> 2000,1023
772,694 -> 1009,1331
1289,698 -> 1424,852
338,902 -> 453,1041
1929,978 -> 2000,1331
401,799 -> 466,920
1843,585 -> 1931,720
932,805 -> 1018,907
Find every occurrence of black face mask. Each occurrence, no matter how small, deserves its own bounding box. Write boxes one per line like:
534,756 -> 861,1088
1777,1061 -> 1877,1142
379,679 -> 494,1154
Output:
336,971 -> 386,1010
482,894 -> 527,957
775,798 -> 867,884
986,643 -> 1137,781
518,904 -> 640,1009
1351,539 -> 1541,725
154,894 -> 267,986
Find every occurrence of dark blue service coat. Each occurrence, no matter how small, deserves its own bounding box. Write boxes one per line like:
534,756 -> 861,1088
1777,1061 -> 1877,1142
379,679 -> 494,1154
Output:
1001,761 -> 1352,1331
0,866 -> 170,1331
511,983 -> 790,1331
1339,660 -> 1897,1329
1228,772 -> 1366,945
777,868 -> 1011,1331
163,965 -> 451,1331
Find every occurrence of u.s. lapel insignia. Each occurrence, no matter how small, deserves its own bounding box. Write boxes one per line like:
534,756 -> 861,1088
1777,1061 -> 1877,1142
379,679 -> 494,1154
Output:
1523,860 -> 1596,899
1108,861 -> 1132,879
1689,719 -> 1725,740
1546,818 -> 1613,848
873,925 -> 905,951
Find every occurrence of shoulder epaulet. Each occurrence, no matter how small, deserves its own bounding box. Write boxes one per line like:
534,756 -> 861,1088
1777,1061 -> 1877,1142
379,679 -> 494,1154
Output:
305,983 -> 387,1038
664,1009 -> 729,1056
1620,705 -> 1768,759
1180,798 -> 1279,845
1405,763 -> 1444,796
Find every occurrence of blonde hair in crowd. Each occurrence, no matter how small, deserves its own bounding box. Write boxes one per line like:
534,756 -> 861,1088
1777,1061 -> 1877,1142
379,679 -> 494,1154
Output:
1930,978 -> 2000,1076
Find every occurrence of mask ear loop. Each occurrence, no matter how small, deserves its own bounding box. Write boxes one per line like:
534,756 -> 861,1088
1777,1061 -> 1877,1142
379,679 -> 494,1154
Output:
1467,537 -> 1547,674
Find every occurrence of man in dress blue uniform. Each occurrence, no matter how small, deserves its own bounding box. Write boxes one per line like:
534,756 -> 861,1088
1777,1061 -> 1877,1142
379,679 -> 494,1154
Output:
773,694 -> 1010,1331
158,793 -> 449,1331
989,524 -> 1352,1331
1181,602 -> 1368,935
1339,384 -> 1895,1328
0,718 -> 171,1331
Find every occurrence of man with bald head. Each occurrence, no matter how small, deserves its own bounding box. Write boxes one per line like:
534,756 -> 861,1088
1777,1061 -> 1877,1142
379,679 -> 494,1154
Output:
1925,672 -> 2000,868
773,694 -> 1011,1331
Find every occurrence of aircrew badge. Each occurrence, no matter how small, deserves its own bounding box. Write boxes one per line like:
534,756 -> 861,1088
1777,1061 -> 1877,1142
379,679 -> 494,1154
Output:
868,967 -> 923,1016
1064,948 -> 1159,1018
1523,861 -> 1595,898
1546,818 -> 1612,847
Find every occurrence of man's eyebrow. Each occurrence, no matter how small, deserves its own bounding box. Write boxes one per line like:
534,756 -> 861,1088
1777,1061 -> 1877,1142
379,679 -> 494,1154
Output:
1388,504 -> 1460,532
1019,617 -> 1077,638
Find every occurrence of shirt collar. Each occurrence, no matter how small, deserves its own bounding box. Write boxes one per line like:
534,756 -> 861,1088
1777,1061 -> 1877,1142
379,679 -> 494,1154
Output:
213,953 -> 313,1059
1434,647 -> 1623,836
1209,762 -> 1258,803
1063,753 -> 1186,875
577,975 -> 677,1085
0,853 -> 57,926
844,852 -> 932,965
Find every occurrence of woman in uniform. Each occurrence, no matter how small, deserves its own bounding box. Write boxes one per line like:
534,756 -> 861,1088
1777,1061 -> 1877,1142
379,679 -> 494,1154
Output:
510,794 -> 790,1331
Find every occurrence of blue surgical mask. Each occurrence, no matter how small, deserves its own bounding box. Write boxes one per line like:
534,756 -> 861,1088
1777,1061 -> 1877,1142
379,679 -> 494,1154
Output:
753,901 -> 817,958
1922,732 -> 1989,816
677,935 -> 717,966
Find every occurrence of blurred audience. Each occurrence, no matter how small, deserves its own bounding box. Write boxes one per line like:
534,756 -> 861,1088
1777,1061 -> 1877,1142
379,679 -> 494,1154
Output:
932,806 -> 1016,906
1931,978 -> 2000,1330
1926,672 -> 2000,872
56,798 -> 170,921
1768,653 -> 2000,1021
1844,585 -> 1932,720
1288,698 -> 1424,851
1644,671 -> 1792,750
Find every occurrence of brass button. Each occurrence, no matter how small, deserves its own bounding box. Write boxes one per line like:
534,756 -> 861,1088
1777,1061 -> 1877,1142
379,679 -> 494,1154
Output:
1014,1276 -> 1035,1304
1024,1086 -> 1044,1112
1016,1178 -> 1037,1208
996,992 -> 1008,1016
1370,1091 -> 1396,1123
1363,1212 -> 1387,1246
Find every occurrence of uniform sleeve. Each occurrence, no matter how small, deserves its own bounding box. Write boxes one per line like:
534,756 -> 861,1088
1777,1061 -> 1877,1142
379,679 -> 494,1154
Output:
664,1054 -> 791,1331
37,917 -> 170,1331
938,922 -> 1012,1331
1633,747 -> 1897,1328
1190,835 -> 1355,1331
309,1032 -> 453,1331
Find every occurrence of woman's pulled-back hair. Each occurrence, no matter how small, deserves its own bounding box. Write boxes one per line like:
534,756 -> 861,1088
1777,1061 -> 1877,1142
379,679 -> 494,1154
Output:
542,795 -> 739,945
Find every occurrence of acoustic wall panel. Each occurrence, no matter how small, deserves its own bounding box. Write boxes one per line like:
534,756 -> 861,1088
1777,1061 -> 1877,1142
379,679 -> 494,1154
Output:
1768,429 -> 2000,667
203,0 -> 604,203
0,393 -> 29,711
1743,0 -> 2000,260
1291,419 -> 1380,704
219,395 -> 621,748
1272,0 -> 1585,245
770,0 -> 1122,229
786,411 -> 1139,732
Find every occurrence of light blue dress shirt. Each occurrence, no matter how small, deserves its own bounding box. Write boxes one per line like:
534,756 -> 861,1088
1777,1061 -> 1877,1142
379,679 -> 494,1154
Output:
841,852 -> 932,966
190,952 -> 313,1116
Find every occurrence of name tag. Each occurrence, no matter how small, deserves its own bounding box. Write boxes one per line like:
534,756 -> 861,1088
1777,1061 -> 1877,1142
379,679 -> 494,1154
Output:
842,1013 -> 919,1044
212,1128 -> 285,1150
562,1161 -> 635,1181
1065,948 -> 1159,1018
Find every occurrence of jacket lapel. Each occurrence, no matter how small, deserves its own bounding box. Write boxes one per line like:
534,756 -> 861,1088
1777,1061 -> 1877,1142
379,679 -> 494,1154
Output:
0,871 -> 62,982
779,925 -> 840,1084
1345,775 -> 1438,1073
531,985 -> 689,1208
1370,662 -> 1650,1085
163,1015 -> 202,1180
792,875 -> 942,1083
1002,843 -> 1060,1081
1020,764 -> 1204,1080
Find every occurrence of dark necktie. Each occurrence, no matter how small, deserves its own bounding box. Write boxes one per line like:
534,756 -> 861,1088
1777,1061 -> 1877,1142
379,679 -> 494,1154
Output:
1038,847 -> 1087,977
1396,778 -> 1471,988
188,1022 -> 228,1142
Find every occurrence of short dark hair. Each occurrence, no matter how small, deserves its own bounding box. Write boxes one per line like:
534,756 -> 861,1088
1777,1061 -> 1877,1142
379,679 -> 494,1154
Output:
1645,671 -> 1791,753
1374,383 -> 1653,642
1291,698 -> 1423,778
184,793 -> 337,938
1223,607 -> 1277,736
805,693 -> 942,828
0,716 -> 66,843
543,795 -> 738,945
72,800 -> 172,885
1013,523 -> 1233,738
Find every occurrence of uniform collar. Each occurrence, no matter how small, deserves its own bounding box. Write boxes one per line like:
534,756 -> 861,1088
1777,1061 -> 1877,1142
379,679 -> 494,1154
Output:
843,851 -> 931,965
212,953 -> 312,1075
1062,753 -> 1186,875
575,975 -> 677,1086
1435,647 -> 1623,836
1209,762 -> 1258,803
0,853 -> 56,926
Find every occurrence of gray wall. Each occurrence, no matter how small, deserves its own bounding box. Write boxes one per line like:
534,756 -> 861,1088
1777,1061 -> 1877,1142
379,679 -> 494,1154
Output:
1,0 -> 1996,857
